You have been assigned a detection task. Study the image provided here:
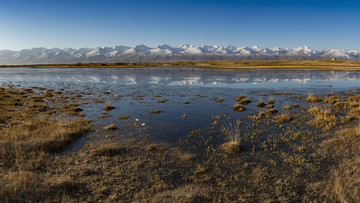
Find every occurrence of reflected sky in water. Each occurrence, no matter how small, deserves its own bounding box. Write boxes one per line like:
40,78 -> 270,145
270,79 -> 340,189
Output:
1,67 -> 360,89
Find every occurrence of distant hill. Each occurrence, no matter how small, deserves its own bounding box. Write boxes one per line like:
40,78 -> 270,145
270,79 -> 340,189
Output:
0,44 -> 359,65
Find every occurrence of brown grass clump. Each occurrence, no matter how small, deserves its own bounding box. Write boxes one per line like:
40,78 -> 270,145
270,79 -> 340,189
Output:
307,106 -> 337,131
103,104 -> 116,111
188,130 -> 201,138
265,108 -> 278,115
256,101 -> 266,107
282,105 -> 292,110
222,123 -> 241,144
251,112 -> 266,120
335,102 -> 359,110
118,115 -> 129,119
268,99 -> 275,104
103,124 -> 117,130
183,101 -> 191,104
156,99 -> 168,103
272,112 -> 292,124
150,109 -> 162,114
306,94 -> 323,102
145,143 -> 166,152
63,103 -> 83,115
216,98 -> 224,102
236,96 -> 251,105
266,104 -> 275,108
220,142 -> 242,156
323,96 -> 339,104
90,143 -> 126,156
233,104 -> 245,112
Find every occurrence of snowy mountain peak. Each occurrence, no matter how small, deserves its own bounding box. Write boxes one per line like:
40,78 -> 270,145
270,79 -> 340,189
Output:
0,44 -> 359,65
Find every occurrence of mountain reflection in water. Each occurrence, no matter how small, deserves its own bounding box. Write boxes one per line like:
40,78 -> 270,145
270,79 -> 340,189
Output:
1,67 -> 360,89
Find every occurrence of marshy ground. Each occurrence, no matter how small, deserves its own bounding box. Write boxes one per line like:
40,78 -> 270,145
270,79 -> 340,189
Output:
1,82 -> 360,202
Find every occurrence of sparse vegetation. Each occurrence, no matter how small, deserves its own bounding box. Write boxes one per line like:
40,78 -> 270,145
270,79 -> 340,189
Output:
3,80 -> 360,202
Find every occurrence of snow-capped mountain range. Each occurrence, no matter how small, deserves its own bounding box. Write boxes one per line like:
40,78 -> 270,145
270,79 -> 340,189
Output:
0,44 -> 359,65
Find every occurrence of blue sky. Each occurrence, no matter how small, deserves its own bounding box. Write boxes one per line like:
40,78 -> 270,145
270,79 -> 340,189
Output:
0,0 -> 359,50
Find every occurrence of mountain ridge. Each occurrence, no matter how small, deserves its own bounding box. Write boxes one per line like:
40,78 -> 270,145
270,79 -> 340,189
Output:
0,44 -> 359,65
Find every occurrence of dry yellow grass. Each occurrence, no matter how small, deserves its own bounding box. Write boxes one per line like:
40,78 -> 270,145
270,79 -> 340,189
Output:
272,112 -> 292,124
307,106 -> 337,131
3,60 -> 360,70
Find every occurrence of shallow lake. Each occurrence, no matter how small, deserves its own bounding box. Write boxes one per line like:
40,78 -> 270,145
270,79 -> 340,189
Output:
2,67 -> 360,150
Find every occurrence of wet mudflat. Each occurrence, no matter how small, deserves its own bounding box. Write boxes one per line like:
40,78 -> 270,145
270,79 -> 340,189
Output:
1,67 -> 360,202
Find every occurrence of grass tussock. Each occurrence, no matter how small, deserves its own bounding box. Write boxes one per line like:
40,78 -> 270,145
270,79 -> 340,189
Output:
306,94 -> 323,102
233,104 -> 245,111
220,142 -> 242,156
236,96 -> 251,105
256,101 -> 266,107
265,108 -> 278,115
118,115 -> 130,119
323,96 -> 340,104
216,98 -> 224,102
156,99 -> 168,103
221,123 -> 241,144
150,109 -> 163,114
90,143 -> 127,156
272,112 -> 292,124
307,106 -> 337,131
103,124 -> 117,131
334,102 -> 359,110
102,104 -> 116,111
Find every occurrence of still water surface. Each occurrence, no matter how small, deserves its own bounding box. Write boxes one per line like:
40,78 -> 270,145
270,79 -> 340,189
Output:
1,67 -> 360,149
